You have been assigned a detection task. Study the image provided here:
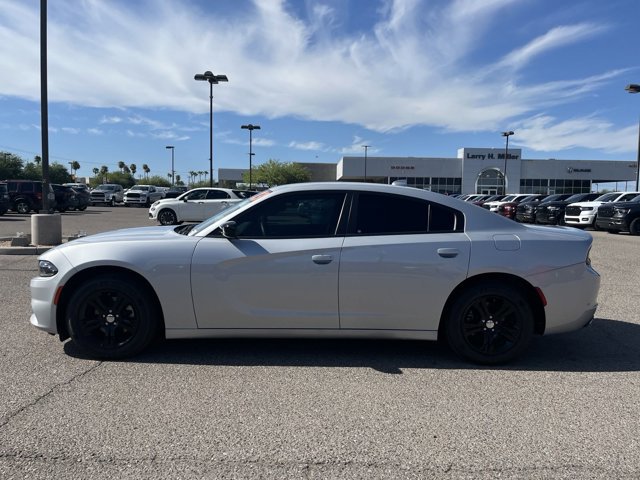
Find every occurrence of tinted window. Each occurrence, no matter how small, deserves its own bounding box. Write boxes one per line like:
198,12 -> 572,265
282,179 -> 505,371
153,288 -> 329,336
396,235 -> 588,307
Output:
232,192 -> 346,238
206,190 -> 231,200
354,193 -> 461,235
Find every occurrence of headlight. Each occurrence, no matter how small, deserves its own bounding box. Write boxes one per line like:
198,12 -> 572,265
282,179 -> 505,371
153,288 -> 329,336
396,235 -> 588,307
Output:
38,260 -> 58,277
547,206 -> 559,211
152,201 -> 160,207
614,208 -> 630,216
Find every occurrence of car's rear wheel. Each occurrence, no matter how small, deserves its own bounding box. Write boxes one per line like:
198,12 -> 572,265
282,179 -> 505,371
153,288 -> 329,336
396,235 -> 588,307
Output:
66,274 -> 159,359
15,200 -> 31,214
630,218 -> 640,236
445,283 -> 534,364
158,209 -> 178,225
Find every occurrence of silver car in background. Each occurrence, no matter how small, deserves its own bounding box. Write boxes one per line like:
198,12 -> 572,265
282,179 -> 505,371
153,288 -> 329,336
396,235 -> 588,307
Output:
30,182 -> 600,364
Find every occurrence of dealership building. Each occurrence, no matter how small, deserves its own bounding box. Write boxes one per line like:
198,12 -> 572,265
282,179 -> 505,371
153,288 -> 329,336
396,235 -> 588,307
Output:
219,147 -> 638,195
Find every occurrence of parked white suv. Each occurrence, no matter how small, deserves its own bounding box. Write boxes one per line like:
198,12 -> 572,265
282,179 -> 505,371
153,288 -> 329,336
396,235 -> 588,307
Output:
149,187 -> 255,225
124,185 -> 164,207
565,191 -> 640,229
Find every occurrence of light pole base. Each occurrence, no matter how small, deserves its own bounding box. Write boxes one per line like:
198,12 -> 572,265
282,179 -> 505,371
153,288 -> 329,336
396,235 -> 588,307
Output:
31,214 -> 62,246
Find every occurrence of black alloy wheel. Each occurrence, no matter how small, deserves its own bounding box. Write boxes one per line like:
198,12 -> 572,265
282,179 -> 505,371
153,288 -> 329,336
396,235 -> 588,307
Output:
66,274 -> 158,359
445,283 -> 534,364
158,209 -> 178,225
630,218 -> 640,236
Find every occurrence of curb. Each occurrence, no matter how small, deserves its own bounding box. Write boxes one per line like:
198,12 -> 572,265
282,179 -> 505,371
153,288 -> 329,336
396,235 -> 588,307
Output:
0,245 -> 53,255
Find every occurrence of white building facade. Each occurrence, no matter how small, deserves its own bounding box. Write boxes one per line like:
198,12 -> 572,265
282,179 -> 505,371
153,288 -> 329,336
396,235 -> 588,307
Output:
337,148 -> 638,195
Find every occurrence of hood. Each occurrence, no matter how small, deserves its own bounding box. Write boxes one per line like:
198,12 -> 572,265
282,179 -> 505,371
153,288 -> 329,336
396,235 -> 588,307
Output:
67,226 -> 179,244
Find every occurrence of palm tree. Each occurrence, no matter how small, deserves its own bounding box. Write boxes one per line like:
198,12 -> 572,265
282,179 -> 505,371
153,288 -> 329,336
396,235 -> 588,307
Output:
34,156 -> 41,166
130,163 -> 137,178
99,165 -> 109,184
123,165 -> 131,174
142,164 -> 150,179
92,167 -> 99,177
71,161 -> 80,174
117,161 -> 125,173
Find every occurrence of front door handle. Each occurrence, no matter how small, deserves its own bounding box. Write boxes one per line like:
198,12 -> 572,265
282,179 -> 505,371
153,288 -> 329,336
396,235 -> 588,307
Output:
437,248 -> 459,258
312,255 -> 333,265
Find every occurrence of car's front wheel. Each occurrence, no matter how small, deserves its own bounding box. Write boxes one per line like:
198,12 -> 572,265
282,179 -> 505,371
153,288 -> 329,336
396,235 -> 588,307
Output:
629,218 -> 640,236
157,209 -> 178,225
445,283 -> 534,364
66,274 -> 159,359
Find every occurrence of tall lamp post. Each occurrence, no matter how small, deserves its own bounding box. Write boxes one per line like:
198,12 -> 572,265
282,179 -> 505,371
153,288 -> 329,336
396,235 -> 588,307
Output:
165,145 -> 175,186
241,124 -> 261,190
501,131 -> 514,194
363,145 -> 371,182
194,71 -> 228,187
626,84 -> 640,189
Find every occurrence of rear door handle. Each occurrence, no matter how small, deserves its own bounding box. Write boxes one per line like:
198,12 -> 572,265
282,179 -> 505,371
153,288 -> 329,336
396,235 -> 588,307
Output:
312,255 -> 333,265
437,248 -> 459,258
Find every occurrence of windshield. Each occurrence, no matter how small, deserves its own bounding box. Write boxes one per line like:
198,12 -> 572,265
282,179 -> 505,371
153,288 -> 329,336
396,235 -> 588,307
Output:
595,193 -> 618,202
132,186 -> 149,191
188,199 -> 252,236
566,193 -> 587,202
96,185 -> 115,191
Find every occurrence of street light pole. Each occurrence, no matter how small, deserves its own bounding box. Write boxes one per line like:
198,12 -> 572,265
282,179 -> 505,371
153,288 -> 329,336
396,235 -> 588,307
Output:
165,146 -> 175,186
194,71 -> 228,187
626,84 -> 640,189
363,145 -> 371,182
241,124 -> 261,190
501,131 -> 514,194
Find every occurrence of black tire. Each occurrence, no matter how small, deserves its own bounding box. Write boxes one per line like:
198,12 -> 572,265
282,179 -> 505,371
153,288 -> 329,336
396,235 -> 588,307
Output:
630,218 -> 640,236
445,283 -> 534,364
66,274 -> 159,359
110,198 -> 116,207
591,216 -> 601,231
15,200 -> 31,214
78,205 -> 87,211
157,209 -> 178,225
557,214 -> 566,226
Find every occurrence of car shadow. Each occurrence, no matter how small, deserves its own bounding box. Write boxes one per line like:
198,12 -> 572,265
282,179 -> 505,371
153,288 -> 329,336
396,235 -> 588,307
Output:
63,317 -> 640,373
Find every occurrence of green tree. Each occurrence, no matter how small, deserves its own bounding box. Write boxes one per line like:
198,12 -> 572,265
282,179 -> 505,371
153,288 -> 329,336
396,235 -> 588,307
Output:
99,165 -> 109,184
0,152 -> 24,179
243,159 -> 310,187
146,175 -> 171,187
117,161 -> 126,173
70,161 -> 81,176
130,163 -> 137,177
49,163 -> 73,184
92,167 -> 99,177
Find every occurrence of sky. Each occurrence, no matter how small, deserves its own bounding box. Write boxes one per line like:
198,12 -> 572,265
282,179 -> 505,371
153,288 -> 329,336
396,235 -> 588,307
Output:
0,0 -> 639,183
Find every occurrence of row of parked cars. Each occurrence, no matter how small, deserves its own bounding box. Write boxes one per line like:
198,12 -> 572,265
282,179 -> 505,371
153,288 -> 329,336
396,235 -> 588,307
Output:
0,180 -> 193,215
89,184 -> 189,207
0,179 -> 91,215
455,191 -> 640,234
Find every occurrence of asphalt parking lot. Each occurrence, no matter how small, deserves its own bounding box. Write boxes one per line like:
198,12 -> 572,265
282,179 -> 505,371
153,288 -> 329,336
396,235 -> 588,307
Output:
0,207 -> 639,479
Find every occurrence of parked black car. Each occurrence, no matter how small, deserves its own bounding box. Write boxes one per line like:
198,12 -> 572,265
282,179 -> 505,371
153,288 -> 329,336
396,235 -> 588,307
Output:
52,184 -> 79,212
0,182 -> 10,215
535,193 -> 601,225
63,183 -> 90,211
163,186 -> 189,199
4,179 -> 56,214
515,194 -> 572,223
594,196 -> 640,234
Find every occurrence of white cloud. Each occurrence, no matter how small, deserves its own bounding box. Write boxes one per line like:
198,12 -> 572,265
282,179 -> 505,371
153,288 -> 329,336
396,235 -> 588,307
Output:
288,140 -> 324,151
87,128 -> 103,135
514,114 -> 637,154
61,127 -> 80,134
0,0 -> 625,151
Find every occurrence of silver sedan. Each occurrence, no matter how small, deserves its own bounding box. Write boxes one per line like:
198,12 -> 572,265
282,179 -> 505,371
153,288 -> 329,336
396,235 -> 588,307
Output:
30,182 -> 600,364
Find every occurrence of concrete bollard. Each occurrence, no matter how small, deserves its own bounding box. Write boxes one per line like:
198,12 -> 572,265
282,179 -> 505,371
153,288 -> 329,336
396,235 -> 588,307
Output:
31,214 -> 62,246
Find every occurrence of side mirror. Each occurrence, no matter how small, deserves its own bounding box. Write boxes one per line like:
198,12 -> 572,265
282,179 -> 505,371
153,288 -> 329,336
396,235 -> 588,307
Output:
220,221 -> 237,239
